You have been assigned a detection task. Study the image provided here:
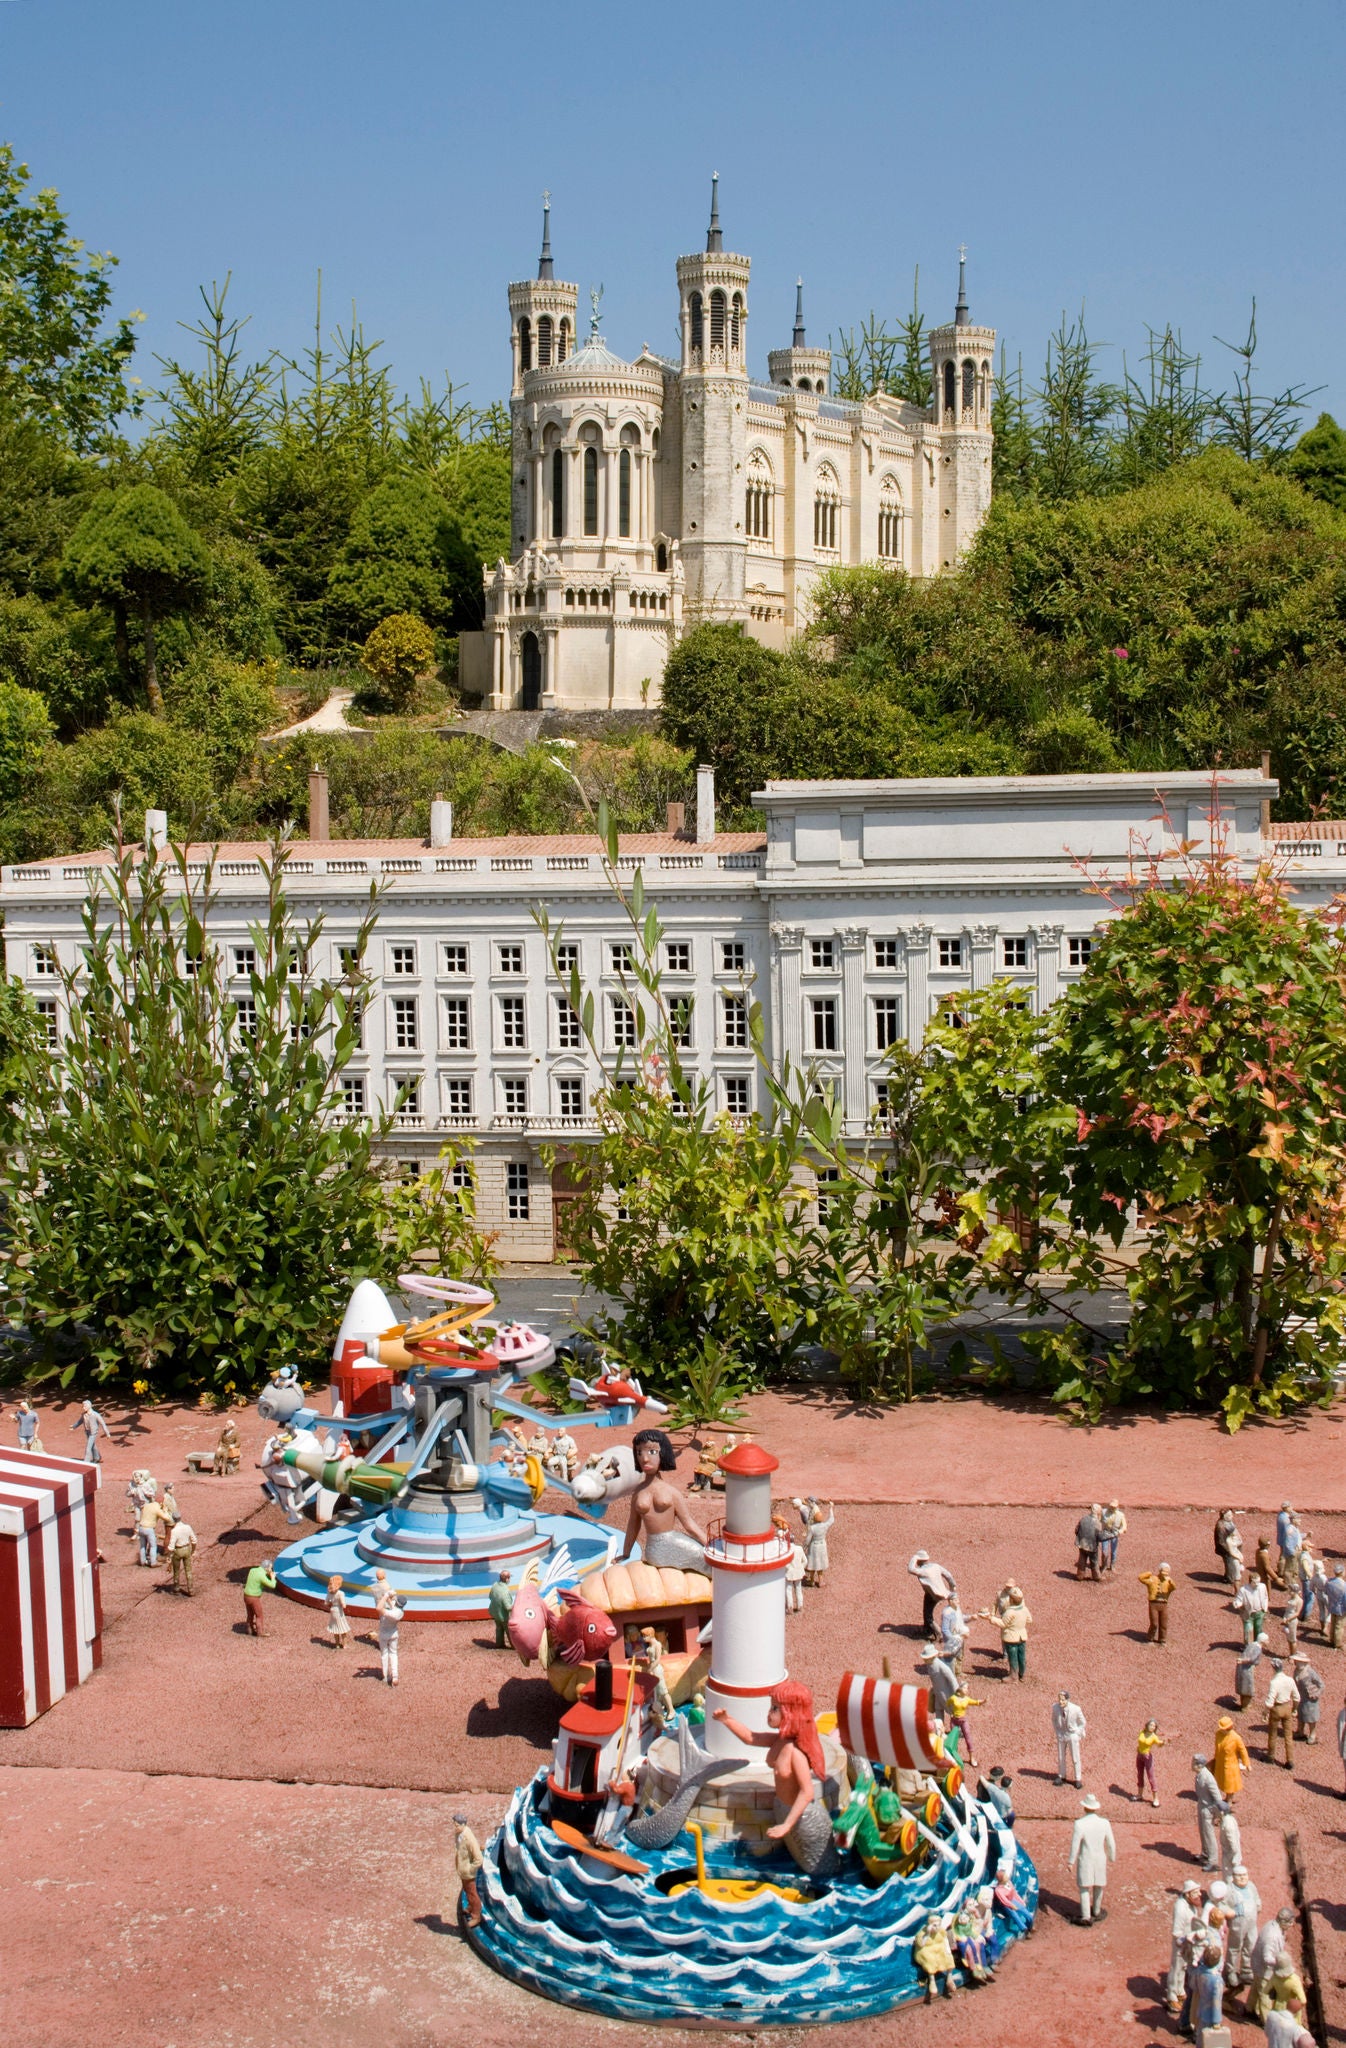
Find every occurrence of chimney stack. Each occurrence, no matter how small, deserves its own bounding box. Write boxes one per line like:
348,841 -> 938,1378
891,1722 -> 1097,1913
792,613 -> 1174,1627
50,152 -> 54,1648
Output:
308,767 -> 330,842
144,808 -> 168,853
429,795 -> 454,848
696,764 -> 716,846
666,800 -> 686,837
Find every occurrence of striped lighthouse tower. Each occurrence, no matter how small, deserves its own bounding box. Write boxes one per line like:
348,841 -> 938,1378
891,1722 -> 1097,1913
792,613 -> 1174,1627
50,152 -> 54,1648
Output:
703,1440 -> 793,1758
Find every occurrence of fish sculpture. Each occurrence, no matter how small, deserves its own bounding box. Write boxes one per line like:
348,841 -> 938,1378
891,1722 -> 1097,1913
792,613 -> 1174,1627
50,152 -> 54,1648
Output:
507,1584 -> 619,1668
626,1716 -> 746,1851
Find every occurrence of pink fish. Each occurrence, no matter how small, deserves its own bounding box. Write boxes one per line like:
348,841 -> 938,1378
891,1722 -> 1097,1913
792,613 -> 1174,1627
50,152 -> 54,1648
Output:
505,1583 -> 618,1668
507,1584 -> 551,1662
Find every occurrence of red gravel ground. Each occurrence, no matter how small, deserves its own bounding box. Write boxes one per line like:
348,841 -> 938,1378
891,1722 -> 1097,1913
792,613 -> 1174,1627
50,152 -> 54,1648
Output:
3,1386 -> 1344,2048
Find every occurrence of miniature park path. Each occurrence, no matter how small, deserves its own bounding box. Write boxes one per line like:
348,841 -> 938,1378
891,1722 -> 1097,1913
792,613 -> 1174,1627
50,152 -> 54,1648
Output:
4,1387 -> 1344,2048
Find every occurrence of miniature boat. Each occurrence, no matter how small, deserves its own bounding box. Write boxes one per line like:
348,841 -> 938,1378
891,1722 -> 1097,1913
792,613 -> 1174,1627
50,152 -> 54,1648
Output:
665,1822 -> 811,1906
549,1819 -> 647,1875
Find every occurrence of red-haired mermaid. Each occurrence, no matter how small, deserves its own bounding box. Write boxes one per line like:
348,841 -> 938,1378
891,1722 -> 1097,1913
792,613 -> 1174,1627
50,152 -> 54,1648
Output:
713,1680 -> 838,1876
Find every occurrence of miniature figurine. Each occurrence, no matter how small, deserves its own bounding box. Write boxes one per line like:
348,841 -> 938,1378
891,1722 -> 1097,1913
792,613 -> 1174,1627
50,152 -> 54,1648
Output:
1248,1907 -> 1297,2020
1278,1506 -> 1303,1587
325,1573 -> 350,1648
1052,1689 -> 1086,1788
1068,1792 -> 1115,1924
1074,1503 -> 1102,1583
979,1584 -> 1031,1681
1265,1658 -> 1300,1767
945,1685 -> 983,1769
453,1814 -> 484,1929
638,1628 -> 674,1728
1135,1718 -> 1165,1806
907,1549 -> 958,1633
978,1767 -> 1016,1826
791,1497 -> 835,1588
213,1418 -> 242,1475
1218,1804 -> 1242,1883
165,1515 -> 197,1596
1213,1714 -> 1252,1797
684,1687 -> 706,1727
1304,1554 -> 1330,1636
161,1480 -> 179,1526
487,1569 -> 515,1648
379,1594 -> 406,1685
547,1429 -> 579,1483
1267,1952 -> 1308,2024
137,1490 -> 173,1568
620,1429 -> 706,1572
913,1913 -> 958,2003
243,1558 -> 277,1636
126,1469 -> 157,1540
993,1858 -> 1032,1937
779,1517 -> 806,1613
1190,1943 -> 1225,2042
1167,1879 -> 1205,2016
711,1434 -> 736,1487
1191,1753 -> 1232,1871
1232,1572 -> 1269,1643
70,1399 -> 111,1464
15,1399 -> 37,1450
1224,1862 -> 1261,1994
1324,1562 -> 1346,1648
1099,1499 -> 1127,1574
918,1644 -> 959,1719
1292,1651 -> 1323,1744
688,1443 -> 719,1494
951,1903 -> 994,1982
1253,1532 -> 1276,1589
1214,1508 -> 1243,1588
712,1680 -> 838,1876
1138,1560 -> 1176,1643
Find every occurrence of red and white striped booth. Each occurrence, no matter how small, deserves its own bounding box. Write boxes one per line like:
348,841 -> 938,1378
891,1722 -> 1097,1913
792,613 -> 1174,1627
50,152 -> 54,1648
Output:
0,1450 -> 102,1726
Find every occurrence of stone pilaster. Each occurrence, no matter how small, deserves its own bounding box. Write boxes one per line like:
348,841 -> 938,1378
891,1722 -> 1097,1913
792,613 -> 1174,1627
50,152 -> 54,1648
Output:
771,924 -> 804,1068
840,924 -> 868,1125
903,922 -> 932,1047
969,922 -> 998,991
1032,923 -> 1064,1009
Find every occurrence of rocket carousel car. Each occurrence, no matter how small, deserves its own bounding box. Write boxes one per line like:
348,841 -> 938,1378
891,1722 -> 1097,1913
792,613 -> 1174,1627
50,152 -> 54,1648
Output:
467,1440 -> 1039,2027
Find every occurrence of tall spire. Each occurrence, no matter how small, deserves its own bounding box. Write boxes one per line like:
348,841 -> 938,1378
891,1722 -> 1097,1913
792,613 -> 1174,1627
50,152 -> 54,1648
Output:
955,243 -> 968,327
538,191 -> 554,282
706,171 -> 723,254
793,277 -> 806,348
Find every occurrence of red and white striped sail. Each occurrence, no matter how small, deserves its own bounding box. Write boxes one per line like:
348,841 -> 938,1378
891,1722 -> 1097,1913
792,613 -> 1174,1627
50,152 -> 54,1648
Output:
0,1451 -> 102,1727
836,1672 -> 942,1771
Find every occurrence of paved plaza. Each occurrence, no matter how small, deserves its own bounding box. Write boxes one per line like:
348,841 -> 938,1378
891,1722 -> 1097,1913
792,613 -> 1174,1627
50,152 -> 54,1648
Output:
3,1380 -> 1344,2048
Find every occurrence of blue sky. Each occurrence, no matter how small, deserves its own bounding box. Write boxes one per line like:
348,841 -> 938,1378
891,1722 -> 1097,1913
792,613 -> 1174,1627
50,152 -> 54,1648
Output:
2,0 -> 1342,426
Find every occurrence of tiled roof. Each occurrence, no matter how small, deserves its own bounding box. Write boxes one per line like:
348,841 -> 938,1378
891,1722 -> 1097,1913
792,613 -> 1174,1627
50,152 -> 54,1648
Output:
1270,820 -> 1346,839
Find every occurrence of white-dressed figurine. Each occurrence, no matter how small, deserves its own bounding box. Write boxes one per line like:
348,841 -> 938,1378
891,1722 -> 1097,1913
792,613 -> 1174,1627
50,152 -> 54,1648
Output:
792,1496 -> 835,1587
1052,1691 -> 1087,1788
1068,1792 -> 1115,1924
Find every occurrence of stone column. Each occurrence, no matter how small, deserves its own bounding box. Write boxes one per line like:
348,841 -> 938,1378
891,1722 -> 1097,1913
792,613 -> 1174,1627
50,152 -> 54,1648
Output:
772,924 -> 804,1069
903,922 -> 932,1048
840,925 -> 868,1127
1032,923 -> 1064,1010
969,923 -> 998,991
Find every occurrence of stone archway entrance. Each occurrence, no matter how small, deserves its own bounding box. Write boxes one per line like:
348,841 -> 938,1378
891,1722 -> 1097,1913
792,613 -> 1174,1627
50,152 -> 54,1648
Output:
520,631 -> 541,711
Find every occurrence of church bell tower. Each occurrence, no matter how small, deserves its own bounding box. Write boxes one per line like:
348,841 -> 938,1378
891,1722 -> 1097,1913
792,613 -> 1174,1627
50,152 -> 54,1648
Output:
676,175 -> 750,617
927,249 -> 995,569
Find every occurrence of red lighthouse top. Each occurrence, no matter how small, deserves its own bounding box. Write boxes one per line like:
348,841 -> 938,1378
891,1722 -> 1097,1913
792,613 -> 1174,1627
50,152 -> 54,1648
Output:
718,1440 -> 778,1477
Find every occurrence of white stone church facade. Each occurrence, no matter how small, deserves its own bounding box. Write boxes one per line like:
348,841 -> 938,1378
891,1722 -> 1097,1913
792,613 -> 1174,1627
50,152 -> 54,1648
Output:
460,184 -> 996,712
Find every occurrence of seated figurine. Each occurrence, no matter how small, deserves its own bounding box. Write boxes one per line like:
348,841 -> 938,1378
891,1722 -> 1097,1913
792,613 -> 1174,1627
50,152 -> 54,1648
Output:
913,1914 -> 958,2003
951,1905 -> 994,1983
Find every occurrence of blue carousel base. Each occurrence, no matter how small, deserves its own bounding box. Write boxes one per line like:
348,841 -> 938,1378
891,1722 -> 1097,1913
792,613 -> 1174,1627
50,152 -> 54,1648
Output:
272,1503 -> 619,1621
470,1769 -> 1039,2028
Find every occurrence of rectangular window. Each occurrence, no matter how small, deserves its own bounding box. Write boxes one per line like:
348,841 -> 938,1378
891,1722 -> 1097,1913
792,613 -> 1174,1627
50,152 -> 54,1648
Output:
937,937 -> 963,970
392,997 -> 419,1050
722,993 -> 749,1049
557,1075 -> 585,1121
443,997 -> 471,1050
444,1077 -> 473,1119
340,1076 -> 366,1115
665,941 -> 691,974
873,996 -> 902,1049
554,994 -> 582,1048
502,1076 -> 528,1117
390,944 -> 417,977
554,941 -> 579,975
441,943 -> 468,976
33,944 -> 58,977
809,937 -> 835,971
287,947 -> 307,980
339,944 -> 364,976
347,999 -> 364,1050
497,943 -> 524,975
720,940 -> 746,973
506,1160 -> 530,1220
1068,936 -> 1094,968
609,942 -> 634,974
671,997 -> 694,1048
234,996 -> 257,1039
1002,936 -> 1028,968
233,945 -> 256,978
34,997 -> 58,1046
872,938 -> 900,970
723,1075 -> 750,1116
816,1167 -> 839,1219
811,997 -> 838,1051
873,1078 -> 891,1118
450,1159 -> 474,1193
393,1076 -> 421,1116
610,995 -> 637,1048
499,996 -> 527,1049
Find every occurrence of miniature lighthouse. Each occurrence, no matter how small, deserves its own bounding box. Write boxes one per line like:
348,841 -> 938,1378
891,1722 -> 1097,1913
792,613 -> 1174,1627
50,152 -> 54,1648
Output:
703,1441 -> 793,1756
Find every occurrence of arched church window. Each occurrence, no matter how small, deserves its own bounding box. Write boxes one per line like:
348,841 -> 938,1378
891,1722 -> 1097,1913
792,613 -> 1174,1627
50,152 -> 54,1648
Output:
538,316 -> 553,367
814,470 -> 839,552
558,319 -> 570,362
689,292 -> 703,354
619,448 -> 631,537
710,290 -> 726,351
962,359 -> 975,415
656,541 -> 668,572
981,360 -> 991,412
731,293 -> 743,350
518,318 -> 532,372
551,448 -> 565,538
524,582 -> 536,608
943,360 -> 956,417
583,447 -> 599,536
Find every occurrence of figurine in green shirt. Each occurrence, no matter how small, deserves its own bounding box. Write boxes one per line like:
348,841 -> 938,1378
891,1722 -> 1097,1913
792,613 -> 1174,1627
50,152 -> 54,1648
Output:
244,1560 -> 277,1636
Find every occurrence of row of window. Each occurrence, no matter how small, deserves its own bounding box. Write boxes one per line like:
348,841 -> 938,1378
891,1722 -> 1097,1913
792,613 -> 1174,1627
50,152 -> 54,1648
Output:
801,934 -> 1093,971
545,447 -> 636,539
687,289 -> 744,356
339,1072 -> 755,1125
517,315 -> 570,373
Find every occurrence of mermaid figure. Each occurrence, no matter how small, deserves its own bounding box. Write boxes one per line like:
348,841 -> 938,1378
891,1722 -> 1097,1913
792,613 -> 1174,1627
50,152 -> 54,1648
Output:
712,1681 -> 838,1877
621,1428 -> 707,1573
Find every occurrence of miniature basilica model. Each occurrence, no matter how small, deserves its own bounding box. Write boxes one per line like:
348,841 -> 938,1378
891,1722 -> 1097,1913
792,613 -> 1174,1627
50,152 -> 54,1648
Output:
462,181 -> 995,711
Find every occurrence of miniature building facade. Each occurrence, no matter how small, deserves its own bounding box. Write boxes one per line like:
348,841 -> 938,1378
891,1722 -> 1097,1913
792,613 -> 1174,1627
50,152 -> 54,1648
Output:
461,190 -> 995,710
3,766 -> 1316,1261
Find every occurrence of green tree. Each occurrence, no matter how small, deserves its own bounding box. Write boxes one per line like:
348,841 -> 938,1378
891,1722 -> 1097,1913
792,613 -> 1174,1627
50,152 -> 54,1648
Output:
1032,312 -> 1119,502
327,474 -> 452,640
659,623 -> 788,808
149,275 -> 275,486
0,142 -> 142,448
0,677 -> 52,795
360,611 -> 437,711
1286,412 -> 1346,511
1113,327 -> 1211,489
1209,300 -> 1321,466
1020,708 -> 1120,775
61,484 -> 210,712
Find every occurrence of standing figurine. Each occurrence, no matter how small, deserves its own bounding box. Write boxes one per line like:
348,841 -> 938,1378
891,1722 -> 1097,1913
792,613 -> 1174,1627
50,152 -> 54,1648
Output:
907,1550 -> 958,1634
638,1627 -> 674,1728
913,1912 -> 958,2003
453,1815 -> 484,1930
243,1557 -> 277,1637
980,1584 -> 1032,1681
487,1569 -> 515,1648
1278,1508 -> 1304,1588
945,1685 -> 983,1769
775,1516 -> 806,1613
15,1399 -> 37,1450
1214,1508 -> 1243,1588
1218,1805 -> 1242,1883
1224,1862 -> 1261,1996
1135,1719 -> 1165,1806
1265,1658 -> 1300,1767
938,1593 -> 970,1678
918,1645 -> 959,1720
791,1497 -> 834,1588
325,1573 -> 350,1649
1167,1880 -> 1205,2016
1253,1532 -> 1275,1590
1099,1499 -> 1127,1575
1233,1573 -> 1268,1644
70,1399 -> 111,1464
1138,1561 -> 1176,1644
379,1595 -> 406,1685
1248,1907 -> 1297,2020
1213,1714 -> 1252,1797
1068,1793 -> 1115,1925
1190,1943 -> 1225,2045
1191,1753 -> 1232,1873
1324,1562 -> 1346,1648
1303,1554 -> 1329,1637
1074,1503 -> 1103,1583
161,1480 -> 179,1527
620,1429 -> 706,1572
1052,1690 -> 1087,1788
1280,1582 -> 1301,1656
1291,1652 -> 1323,1745
137,1490 -> 173,1568
165,1514 -> 197,1596
213,1418 -> 242,1474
